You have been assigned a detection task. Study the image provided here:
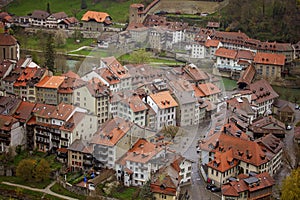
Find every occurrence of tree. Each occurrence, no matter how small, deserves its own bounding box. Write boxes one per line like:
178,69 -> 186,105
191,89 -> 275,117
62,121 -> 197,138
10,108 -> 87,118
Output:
54,30 -> 67,47
44,34 -> 56,72
81,0 -> 87,9
130,49 -> 151,64
139,179 -> 153,200
46,2 -> 51,14
16,159 -> 36,181
281,168 -> 300,200
34,159 -> 51,182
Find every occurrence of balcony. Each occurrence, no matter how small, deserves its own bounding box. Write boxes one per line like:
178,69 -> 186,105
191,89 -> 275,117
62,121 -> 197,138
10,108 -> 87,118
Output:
83,160 -> 93,166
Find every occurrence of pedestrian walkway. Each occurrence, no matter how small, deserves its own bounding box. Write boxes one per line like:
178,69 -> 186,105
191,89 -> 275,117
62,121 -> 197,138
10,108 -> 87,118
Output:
2,181 -> 78,200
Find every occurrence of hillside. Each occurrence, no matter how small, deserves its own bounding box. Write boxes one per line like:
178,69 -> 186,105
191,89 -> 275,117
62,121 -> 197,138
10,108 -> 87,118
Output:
220,0 -> 300,43
4,0 -> 140,23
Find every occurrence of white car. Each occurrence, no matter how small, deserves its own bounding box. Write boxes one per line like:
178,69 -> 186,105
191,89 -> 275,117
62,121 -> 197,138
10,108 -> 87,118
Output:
286,125 -> 292,130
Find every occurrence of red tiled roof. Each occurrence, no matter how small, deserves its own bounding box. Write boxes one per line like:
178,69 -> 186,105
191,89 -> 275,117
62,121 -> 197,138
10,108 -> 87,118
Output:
91,117 -> 133,146
204,39 -> 220,47
197,82 -> 221,96
254,52 -> 285,66
222,172 -> 274,197
118,138 -> 163,164
199,132 -> 268,167
249,79 -> 279,104
81,11 -> 111,24
237,65 -> 256,86
149,91 -> 178,109
0,115 -> 18,131
183,64 -> 209,81
215,47 -> 237,59
13,101 -> 36,123
207,149 -> 238,172
35,76 -> 65,89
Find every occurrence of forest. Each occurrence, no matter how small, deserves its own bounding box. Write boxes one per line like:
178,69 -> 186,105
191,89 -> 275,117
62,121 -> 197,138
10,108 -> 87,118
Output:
220,0 -> 300,43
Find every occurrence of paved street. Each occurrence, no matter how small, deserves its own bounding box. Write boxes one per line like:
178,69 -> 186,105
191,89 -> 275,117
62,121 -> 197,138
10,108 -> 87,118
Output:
273,107 -> 300,199
169,101 -> 228,200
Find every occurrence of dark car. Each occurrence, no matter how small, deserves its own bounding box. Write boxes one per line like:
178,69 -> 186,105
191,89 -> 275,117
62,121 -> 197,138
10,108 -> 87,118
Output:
211,186 -> 221,192
206,184 -> 214,190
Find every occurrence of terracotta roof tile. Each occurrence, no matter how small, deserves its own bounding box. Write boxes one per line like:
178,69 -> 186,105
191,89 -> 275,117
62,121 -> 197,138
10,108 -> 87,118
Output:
205,39 -> 220,47
13,101 -> 36,123
237,65 -> 256,86
81,11 -> 111,24
197,82 -> 221,96
248,79 -> 279,104
91,117 -> 133,146
0,115 -> 18,131
118,138 -> 163,164
0,33 -> 17,46
199,132 -> 268,166
35,75 -> 65,89
215,47 -> 237,59
254,52 -> 285,66
149,90 -> 178,109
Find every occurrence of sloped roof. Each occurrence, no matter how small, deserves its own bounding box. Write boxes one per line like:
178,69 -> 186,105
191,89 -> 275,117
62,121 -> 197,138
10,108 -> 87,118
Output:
13,101 -> 36,123
68,139 -> 92,154
215,47 -> 237,59
0,115 -> 18,131
0,33 -> 17,46
248,79 -> 279,104
31,10 -> 49,19
199,132 -> 268,167
81,11 -> 111,23
35,75 -> 65,89
197,82 -> 221,96
91,117 -> 133,146
117,138 -> 163,165
237,65 -> 256,86
254,52 -> 285,66
207,149 -> 238,172
149,90 -> 178,109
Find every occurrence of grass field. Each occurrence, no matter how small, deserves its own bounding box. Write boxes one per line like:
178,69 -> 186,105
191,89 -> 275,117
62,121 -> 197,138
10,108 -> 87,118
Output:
5,0 -> 140,23
50,183 -> 86,200
0,182 -> 62,200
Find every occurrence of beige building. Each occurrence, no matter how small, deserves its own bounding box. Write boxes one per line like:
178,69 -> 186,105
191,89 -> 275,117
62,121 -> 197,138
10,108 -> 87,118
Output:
0,33 -> 20,61
67,139 -> 93,171
254,52 -> 286,80
81,11 -> 112,32
14,66 -> 48,102
91,117 -> 135,169
73,77 -> 110,125
35,75 -> 65,105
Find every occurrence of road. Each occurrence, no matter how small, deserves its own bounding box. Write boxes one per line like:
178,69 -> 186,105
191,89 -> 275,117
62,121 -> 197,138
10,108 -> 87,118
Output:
169,101 -> 228,200
1,181 -> 78,200
272,107 -> 300,199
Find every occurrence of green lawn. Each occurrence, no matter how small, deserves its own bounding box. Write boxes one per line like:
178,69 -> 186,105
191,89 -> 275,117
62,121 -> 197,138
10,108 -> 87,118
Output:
221,77 -> 237,91
68,49 -> 109,57
5,0 -> 140,23
0,182 -> 62,200
0,176 -> 52,189
111,186 -> 140,200
50,183 -> 86,200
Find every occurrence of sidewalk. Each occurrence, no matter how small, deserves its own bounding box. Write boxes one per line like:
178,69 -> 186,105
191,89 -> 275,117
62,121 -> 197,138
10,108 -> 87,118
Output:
2,181 -> 78,200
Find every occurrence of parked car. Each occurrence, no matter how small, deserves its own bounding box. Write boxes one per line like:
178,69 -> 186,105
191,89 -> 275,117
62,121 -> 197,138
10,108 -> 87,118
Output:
211,186 -> 221,192
286,125 -> 292,130
206,184 -> 214,190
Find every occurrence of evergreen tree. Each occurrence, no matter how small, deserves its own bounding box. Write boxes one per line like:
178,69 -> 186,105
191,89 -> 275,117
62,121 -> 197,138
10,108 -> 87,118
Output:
44,34 -> 56,72
81,0 -> 87,9
47,2 -> 51,14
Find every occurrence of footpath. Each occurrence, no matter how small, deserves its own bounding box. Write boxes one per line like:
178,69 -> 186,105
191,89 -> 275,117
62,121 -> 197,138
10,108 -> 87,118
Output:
2,181 -> 78,200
